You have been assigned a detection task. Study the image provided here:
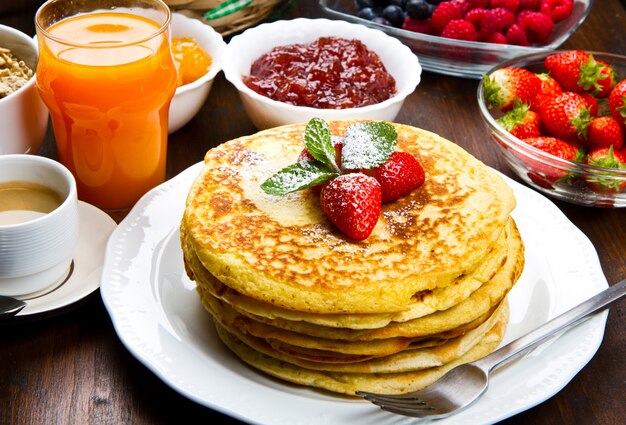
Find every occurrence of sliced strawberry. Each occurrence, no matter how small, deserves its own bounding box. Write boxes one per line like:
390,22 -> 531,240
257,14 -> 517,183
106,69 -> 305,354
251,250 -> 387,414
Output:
364,151 -> 425,203
584,146 -> 626,193
320,173 -> 382,241
483,67 -> 541,111
539,91 -> 592,142
584,116 -> 624,151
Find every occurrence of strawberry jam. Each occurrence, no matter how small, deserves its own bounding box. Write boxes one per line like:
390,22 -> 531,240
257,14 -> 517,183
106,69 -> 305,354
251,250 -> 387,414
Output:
242,37 -> 397,109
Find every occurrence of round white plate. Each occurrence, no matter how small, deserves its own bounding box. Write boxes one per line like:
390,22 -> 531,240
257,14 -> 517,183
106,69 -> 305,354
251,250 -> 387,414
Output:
100,163 -> 609,425
14,201 -> 117,318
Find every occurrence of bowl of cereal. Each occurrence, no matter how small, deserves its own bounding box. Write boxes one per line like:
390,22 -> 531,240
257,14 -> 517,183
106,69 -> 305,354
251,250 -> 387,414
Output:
0,24 -> 49,155
168,13 -> 226,134
222,18 -> 421,129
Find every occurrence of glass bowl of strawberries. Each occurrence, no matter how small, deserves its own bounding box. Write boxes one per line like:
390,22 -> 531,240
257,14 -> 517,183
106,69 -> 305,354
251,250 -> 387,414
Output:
319,0 -> 593,79
478,49 -> 626,207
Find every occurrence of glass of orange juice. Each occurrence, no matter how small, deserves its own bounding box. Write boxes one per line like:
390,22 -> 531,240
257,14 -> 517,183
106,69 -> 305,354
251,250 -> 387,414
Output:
35,0 -> 177,211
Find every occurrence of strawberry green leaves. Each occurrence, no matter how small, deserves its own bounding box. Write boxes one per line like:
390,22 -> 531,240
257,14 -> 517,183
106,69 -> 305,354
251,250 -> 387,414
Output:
261,119 -> 397,195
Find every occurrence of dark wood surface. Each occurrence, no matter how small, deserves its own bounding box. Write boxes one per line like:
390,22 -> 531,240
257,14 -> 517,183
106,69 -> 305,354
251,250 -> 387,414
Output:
1,1 -> 625,424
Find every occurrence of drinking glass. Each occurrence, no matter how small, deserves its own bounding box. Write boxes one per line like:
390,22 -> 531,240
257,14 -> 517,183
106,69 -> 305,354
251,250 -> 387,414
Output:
35,0 -> 177,210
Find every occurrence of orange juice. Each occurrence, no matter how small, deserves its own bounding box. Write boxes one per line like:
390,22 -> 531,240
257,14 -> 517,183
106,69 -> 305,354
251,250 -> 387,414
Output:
36,11 -> 177,209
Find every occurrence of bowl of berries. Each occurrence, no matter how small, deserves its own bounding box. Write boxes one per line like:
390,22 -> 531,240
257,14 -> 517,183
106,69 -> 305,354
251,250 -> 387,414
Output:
478,49 -> 626,207
319,0 -> 593,79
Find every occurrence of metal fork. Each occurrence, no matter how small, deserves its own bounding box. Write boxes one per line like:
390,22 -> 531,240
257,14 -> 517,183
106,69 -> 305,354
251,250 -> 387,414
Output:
357,278 -> 626,419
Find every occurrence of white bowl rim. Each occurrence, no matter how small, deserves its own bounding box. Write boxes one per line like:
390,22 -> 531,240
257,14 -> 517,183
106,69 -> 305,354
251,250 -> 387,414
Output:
222,17 -> 422,116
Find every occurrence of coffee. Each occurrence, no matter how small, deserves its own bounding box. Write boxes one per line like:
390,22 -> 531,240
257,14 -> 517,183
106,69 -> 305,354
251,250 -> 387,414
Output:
0,181 -> 64,225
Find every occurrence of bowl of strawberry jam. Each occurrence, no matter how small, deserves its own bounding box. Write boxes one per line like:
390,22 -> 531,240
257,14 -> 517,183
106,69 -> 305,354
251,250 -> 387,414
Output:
222,18 -> 421,130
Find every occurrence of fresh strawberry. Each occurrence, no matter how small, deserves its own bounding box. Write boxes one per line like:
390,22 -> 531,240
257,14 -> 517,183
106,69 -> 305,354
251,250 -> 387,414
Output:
320,173 -> 382,241
483,67 -> 541,111
505,23 -> 530,45
441,19 -> 478,41
497,102 -> 542,139
490,0 -> 520,13
517,11 -> 554,43
539,91 -> 592,142
365,151 -> 425,203
539,0 -> 574,23
530,72 -> 563,113
545,50 -> 614,96
609,79 -> 626,129
579,92 -> 598,117
584,146 -> 626,193
464,8 -> 497,41
584,116 -> 624,151
522,136 -> 578,180
430,1 -> 464,34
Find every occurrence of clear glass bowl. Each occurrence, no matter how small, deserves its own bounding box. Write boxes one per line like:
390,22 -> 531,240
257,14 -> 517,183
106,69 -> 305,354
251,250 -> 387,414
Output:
477,51 -> 626,208
319,0 -> 593,79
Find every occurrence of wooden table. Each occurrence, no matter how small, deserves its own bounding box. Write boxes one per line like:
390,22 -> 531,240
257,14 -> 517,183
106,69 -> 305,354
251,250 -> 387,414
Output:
1,2 -> 624,424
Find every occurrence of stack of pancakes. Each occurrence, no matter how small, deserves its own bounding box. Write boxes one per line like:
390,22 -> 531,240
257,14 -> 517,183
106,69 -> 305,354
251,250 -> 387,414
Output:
181,121 -> 524,395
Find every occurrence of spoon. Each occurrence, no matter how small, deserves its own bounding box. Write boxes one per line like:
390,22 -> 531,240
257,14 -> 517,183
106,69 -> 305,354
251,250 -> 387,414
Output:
0,295 -> 27,317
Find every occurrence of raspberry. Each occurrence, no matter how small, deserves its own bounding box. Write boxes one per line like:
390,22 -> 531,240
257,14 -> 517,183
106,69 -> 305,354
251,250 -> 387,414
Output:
486,32 -> 508,44
490,0 -> 520,13
467,0 -> 490,7
491,7 -> 516,32
464,8 -> 497,41
540,0 -> 574,23
402,16 -> 435,34
519,0 -> 541,9
506,24 -> 530,46
431,1 -> 464,34
441,19 -> 478,41
518,11 -> 554,43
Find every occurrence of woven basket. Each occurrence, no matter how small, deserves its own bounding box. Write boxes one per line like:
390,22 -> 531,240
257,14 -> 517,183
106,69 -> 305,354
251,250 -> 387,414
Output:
165,0 -> 295,36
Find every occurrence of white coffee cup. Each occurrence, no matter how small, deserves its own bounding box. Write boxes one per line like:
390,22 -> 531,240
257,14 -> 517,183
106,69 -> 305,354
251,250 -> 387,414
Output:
0,155 -> 79,296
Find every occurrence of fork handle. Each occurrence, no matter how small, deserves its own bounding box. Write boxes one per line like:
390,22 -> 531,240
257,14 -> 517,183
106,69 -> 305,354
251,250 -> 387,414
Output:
474,278 -> 626,373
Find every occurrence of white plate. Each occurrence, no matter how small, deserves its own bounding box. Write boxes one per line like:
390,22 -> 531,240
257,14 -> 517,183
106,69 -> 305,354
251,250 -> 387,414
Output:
15,201 -> 117,318
101,163 -> 608,425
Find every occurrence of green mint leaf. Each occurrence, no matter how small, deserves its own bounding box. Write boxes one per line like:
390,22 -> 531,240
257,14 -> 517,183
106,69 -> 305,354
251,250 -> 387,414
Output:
303,118 -> 336,168
341,121 -> 397,170
260,160 -> 339,195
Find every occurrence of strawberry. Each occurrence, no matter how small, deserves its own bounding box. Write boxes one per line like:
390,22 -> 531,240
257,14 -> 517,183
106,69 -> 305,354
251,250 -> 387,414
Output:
539,91 -> 592,142
483,67 -> 541,111
497,102 -> 542,139
522,136 -> 578,180
584,116 -> 624,151
608,79 -> 626,128
579,92 -> 598,117
539,0 -> 574,23
320,173 -> 382,241
441,19 -> 478,41
431,1 -> 464,34
517,11 -> 554,43
365,151 -> 425,203
298,141 -> 344,192
584,146 -> 626,193
545,50 -> 614,96
530,72 -> 563,113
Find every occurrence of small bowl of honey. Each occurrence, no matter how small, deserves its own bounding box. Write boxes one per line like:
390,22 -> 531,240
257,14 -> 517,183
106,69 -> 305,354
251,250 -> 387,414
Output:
222,18 -> 421,130
169,13 -> 226,134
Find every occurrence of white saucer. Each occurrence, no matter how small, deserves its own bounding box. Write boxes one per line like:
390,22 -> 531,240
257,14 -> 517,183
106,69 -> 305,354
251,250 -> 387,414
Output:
12,200 -> 117,318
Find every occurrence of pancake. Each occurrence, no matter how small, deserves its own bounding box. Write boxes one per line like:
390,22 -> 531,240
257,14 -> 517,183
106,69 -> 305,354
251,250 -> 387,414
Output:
191,217 -> 523,342
213,306 -> 508,395
182,120 -> 516,314
182,218 -> 510,329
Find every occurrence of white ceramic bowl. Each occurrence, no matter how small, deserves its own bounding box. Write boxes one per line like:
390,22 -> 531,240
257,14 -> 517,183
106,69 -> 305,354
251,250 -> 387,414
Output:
0,24 -> 49,154
169,13 -> 226,134
0,155 -> 79,296
222,18 -> 422,130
